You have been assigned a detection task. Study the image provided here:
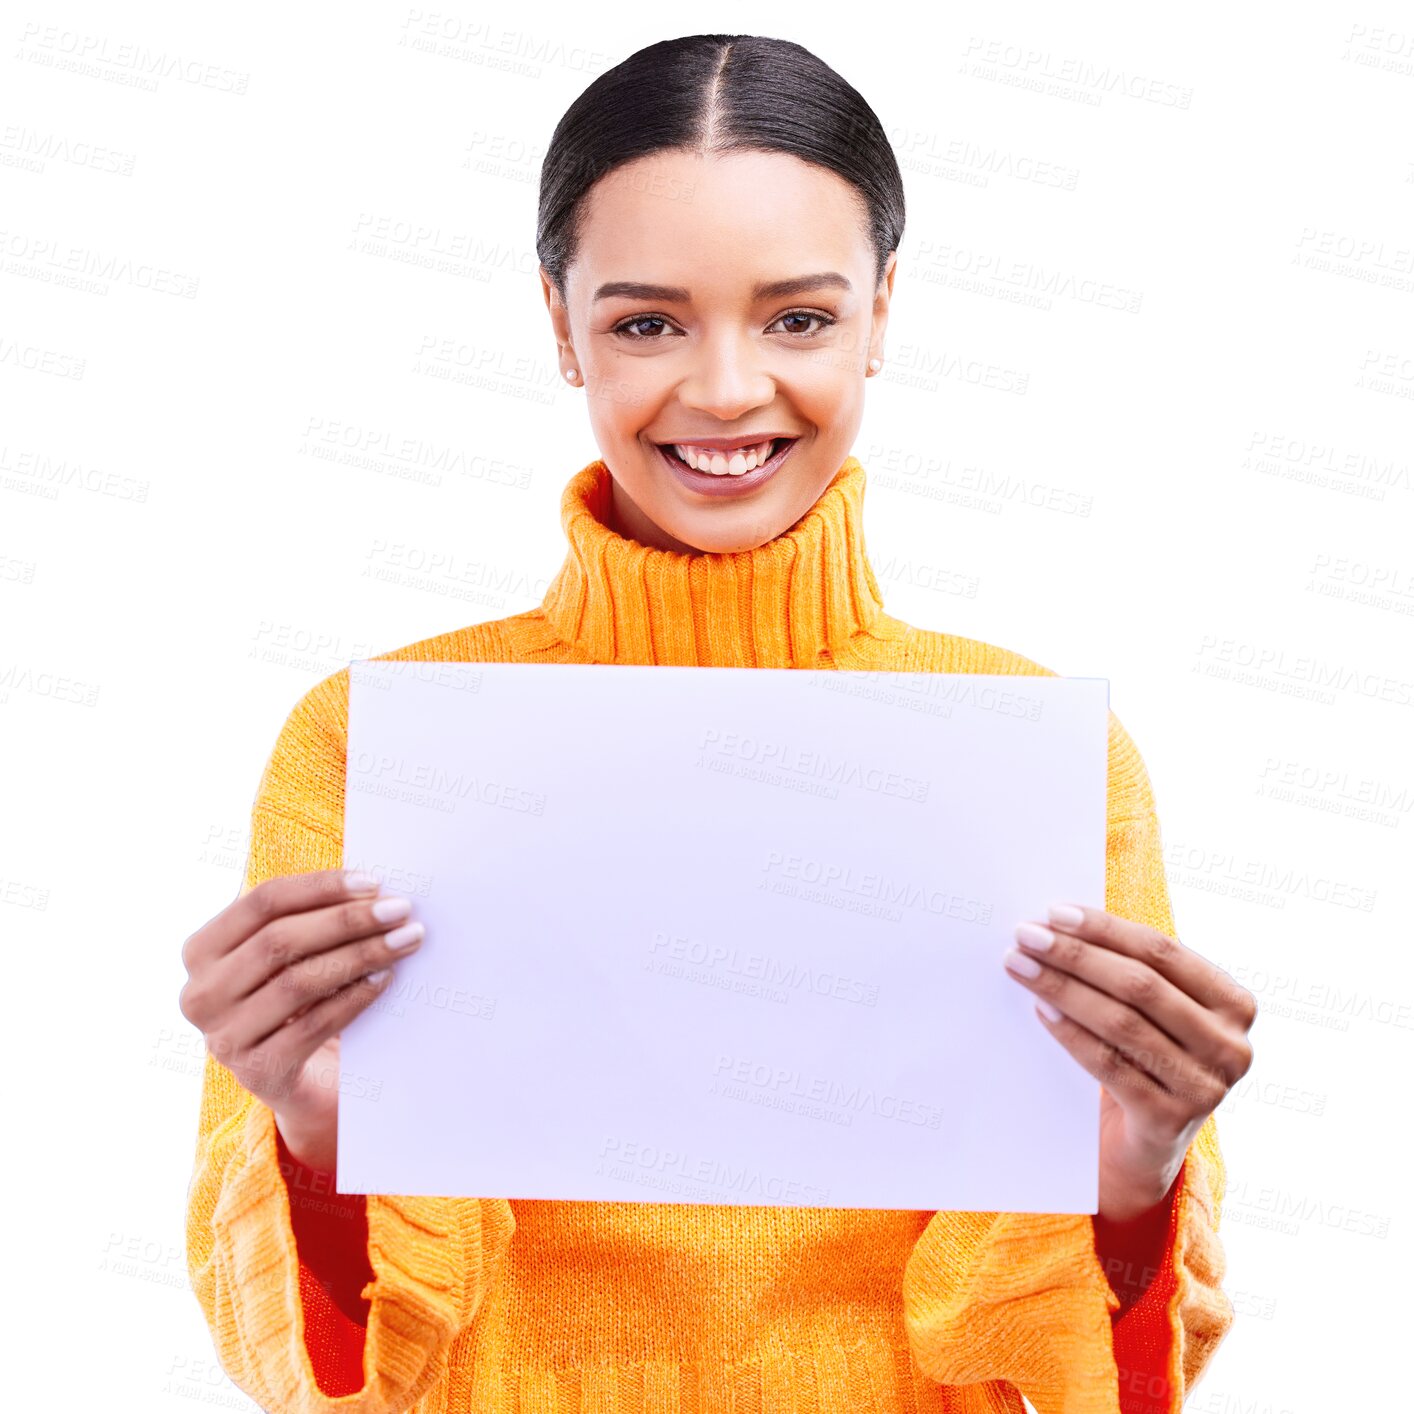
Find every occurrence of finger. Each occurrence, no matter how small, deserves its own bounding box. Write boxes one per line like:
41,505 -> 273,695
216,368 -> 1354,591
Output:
225,909 -> 422,1050
234,970 -> 393,1106
195,869 -> 382,964
1041,902 -> 1257,1060
1012,918 -> 1233,1081
258,967 -> 396,1061
220,890 -> 418,1001
1029,999 -> 1191,1122
1006,946 -> 1229,1111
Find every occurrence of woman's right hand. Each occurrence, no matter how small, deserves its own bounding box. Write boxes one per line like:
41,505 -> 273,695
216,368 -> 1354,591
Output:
178,869 -> 424,1173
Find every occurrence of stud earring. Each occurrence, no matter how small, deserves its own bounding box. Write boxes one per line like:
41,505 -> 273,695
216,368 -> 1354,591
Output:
565,367 -> 580,383
867,357 -> 882,373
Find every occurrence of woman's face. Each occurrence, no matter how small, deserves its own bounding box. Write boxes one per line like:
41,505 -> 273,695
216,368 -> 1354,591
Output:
541,149 -> 896,553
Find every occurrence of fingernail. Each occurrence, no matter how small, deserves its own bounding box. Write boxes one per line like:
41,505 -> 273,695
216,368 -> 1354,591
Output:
386,922 -> 425,951
371,896 -> 412,924
1015,921 -> 1055,952
1047,902 -> 1085,928
1004,947 -> 1043,978
344,870 -> 380,893
1036,999 -> 1062,1022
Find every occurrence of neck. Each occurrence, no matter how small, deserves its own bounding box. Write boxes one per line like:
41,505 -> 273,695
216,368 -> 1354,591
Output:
539,455 -> 889,668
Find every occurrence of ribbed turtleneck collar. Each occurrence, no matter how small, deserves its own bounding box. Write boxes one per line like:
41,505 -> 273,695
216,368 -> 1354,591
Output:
538,454 -> 889,667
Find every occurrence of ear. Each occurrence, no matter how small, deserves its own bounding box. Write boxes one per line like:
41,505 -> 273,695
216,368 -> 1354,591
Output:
540,265 -> 576,366
869,250 -> 897,370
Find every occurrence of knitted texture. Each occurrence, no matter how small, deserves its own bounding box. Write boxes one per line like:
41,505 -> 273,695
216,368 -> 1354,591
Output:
185,455 -> 1235,1414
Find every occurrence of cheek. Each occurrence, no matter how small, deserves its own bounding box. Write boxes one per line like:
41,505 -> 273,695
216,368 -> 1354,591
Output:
581,382 -> 653,442
793,352 -> 859,406
597,370 -> 673,438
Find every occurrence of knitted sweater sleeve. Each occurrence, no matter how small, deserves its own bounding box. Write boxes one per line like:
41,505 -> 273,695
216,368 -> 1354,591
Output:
900,714 -> 1236,1413
184,677 -> 516,1414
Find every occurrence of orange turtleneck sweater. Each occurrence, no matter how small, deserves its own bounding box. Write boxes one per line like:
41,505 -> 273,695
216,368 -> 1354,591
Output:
185,455 -> 1235,1414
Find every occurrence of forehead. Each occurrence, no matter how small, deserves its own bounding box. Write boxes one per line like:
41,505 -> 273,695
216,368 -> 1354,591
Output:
571,149 -> 870,299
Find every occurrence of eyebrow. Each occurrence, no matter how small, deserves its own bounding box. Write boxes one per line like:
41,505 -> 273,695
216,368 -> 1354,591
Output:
592,272 -> 853,303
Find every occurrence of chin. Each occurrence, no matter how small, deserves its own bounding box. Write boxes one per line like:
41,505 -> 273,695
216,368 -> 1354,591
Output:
676,482 -> 806,552
683,525 -> 774,554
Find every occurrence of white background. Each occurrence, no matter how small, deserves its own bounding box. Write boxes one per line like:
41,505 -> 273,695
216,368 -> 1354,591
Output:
4,2 -> 1409,1408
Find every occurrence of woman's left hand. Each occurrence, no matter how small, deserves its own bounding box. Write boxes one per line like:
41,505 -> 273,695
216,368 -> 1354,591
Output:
1005,902 -> 1257,1223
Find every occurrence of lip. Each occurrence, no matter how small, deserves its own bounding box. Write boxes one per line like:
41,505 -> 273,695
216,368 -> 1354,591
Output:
654,436 -> 799,497
658,433 -> 797,451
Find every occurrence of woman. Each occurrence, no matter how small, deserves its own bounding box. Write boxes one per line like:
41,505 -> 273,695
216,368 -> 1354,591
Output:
181,33 -> 1255,1414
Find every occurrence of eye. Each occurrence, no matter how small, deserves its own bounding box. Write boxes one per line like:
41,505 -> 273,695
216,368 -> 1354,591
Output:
611,314 -> 680,340
769,309 -> 837,338
609,308 -> 838,341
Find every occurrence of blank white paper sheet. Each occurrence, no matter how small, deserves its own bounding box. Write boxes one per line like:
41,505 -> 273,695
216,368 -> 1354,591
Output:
338,661 -> 1109,1211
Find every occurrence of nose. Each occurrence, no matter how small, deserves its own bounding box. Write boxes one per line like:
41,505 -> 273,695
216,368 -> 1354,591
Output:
675,330 -> 776,422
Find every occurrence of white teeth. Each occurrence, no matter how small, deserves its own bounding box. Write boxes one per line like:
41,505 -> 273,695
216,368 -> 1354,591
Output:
670,438 -> 778,475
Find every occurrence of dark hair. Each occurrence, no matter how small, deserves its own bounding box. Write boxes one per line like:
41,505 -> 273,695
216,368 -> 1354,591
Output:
536,34 -> 905,299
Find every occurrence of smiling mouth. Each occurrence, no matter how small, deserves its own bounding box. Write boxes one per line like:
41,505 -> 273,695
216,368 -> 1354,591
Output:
657,437 -> 795,476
